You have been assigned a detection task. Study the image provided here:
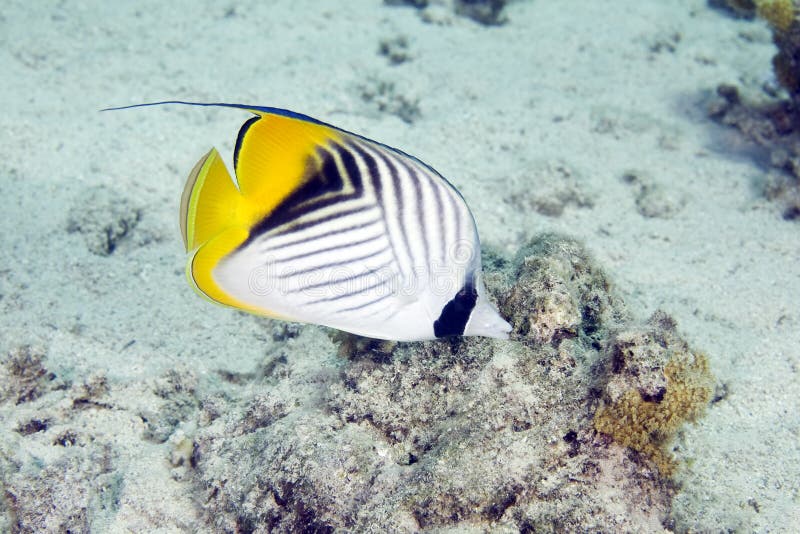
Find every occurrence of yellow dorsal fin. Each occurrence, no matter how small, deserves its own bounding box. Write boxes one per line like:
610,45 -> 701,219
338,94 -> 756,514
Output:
234,112 -> 342,220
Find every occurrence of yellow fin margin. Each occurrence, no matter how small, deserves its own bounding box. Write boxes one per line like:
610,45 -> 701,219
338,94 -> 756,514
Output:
187,227 -> 253,310
187,227 -> 287,319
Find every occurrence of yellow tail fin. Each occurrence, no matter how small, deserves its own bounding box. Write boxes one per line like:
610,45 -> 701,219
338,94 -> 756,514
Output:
180,148 -> 243,252
180,148 -> 256,311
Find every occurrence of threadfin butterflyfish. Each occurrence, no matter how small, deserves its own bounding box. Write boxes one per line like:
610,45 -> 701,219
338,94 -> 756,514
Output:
108,101 -> 511,341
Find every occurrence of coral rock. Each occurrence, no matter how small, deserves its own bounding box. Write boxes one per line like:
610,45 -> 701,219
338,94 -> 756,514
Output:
189,235 -> 705,531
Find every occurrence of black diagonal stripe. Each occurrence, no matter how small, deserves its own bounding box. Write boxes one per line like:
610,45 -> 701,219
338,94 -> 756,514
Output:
350,142 -> 381,196
275,244 -> 391,279
428,172 -> 447,264
439,180 -> 467,260
269,205 -> 374,239
306,276 -> 393,305
281,142 -> 365,219
334,292 -> 394,314
293,145 -> 344,202
364,145 -> 414,275
395,157 -> 431,272
233,116 -> 260,176
286,260 -> 394,294
270,232 -> 384,265
238,142 -> 367,250
244,147 -> 343,238
264,216 -> 382,252
347,143 -> 403,272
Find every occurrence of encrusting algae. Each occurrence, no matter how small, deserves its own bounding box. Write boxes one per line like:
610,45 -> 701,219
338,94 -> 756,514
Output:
756,0 -> 797,32
594,348 -> 714,476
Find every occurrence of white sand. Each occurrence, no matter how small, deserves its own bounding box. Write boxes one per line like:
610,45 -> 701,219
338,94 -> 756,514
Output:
1,0 -> 798,531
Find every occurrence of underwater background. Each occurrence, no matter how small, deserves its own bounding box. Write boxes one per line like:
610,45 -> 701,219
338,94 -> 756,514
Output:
1,0 -> 799,531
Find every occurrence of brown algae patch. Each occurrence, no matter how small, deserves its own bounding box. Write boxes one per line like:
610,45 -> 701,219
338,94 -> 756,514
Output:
594,350 -> 713,476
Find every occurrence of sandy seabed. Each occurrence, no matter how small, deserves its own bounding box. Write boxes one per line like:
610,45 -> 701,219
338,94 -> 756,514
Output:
0,1 -> 798,532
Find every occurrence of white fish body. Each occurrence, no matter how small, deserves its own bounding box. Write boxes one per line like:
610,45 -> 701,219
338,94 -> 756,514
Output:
150,101 -> 510,341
